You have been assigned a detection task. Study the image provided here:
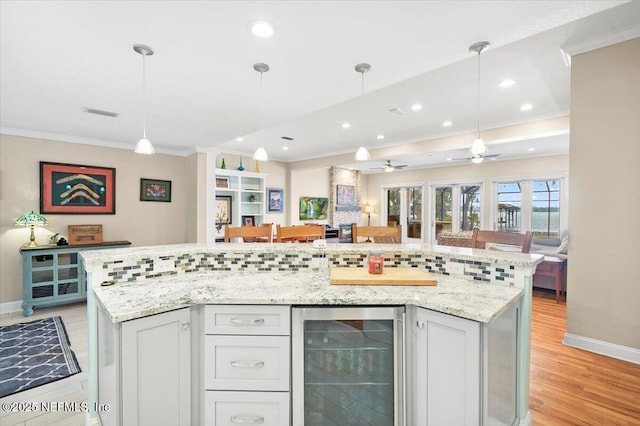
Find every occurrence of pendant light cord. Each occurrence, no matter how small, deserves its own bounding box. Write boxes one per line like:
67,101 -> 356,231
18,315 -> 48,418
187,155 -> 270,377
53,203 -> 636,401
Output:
360,69 -> 365,146
142,51 -> 147,139
476,49 -> 480,140
260,70 -> 264,131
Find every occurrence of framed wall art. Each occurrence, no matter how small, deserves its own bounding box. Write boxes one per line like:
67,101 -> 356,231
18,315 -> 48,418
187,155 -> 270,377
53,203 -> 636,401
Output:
242,215 -> 255,226
299,196 -> 329,220
140,178 -> 171,202
216,177 -> 230,189
267,188 -> 284,213
40,161 -> 116,214
337,184 -> 355,206
216,195 -> 232,225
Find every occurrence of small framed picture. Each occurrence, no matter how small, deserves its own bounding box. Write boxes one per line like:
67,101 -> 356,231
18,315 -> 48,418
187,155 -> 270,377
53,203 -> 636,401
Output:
216,176 -> 230,189
140,178 -> 172,202
267,188 -> 284,213
216,195 -> 232,224
242,215 -> 255,226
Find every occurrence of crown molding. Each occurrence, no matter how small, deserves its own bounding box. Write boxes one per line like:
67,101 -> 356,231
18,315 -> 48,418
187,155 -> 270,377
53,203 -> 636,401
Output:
563,24 -> 640,57
0,127 -> 195,157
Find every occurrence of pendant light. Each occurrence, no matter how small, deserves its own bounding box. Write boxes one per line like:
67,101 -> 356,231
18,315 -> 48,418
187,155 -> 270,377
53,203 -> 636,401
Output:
469,41 -> 490,163
354,63 -> 371,161
252,63 -> 269,162
133,44 -> 155,155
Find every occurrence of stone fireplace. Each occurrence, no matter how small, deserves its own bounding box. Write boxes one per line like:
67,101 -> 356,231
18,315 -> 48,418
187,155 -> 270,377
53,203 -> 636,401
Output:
329,166 -> 362,227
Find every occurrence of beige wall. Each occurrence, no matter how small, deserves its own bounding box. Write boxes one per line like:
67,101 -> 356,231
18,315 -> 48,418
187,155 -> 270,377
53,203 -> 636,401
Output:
568,38 -> 640,349
365,154 -> 569,241
290,167 -> 330,225
0,134 -> 197,304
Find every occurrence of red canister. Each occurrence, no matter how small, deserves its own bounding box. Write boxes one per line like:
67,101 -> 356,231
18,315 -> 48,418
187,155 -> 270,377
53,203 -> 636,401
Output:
368,251 -> 384,274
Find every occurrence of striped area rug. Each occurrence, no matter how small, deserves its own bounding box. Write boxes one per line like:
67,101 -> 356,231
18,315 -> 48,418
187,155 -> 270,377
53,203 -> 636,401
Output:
0,316 -> 81,398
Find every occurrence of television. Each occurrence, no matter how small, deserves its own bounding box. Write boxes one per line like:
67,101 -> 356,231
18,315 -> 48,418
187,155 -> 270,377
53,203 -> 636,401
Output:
299,197 -> 329,220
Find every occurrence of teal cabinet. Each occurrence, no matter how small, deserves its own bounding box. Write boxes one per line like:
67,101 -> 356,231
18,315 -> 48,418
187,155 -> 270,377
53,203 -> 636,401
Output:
21,241 -> 130,316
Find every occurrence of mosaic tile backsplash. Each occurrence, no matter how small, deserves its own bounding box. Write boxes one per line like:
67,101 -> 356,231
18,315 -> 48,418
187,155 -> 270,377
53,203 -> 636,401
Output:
102,248 -> 516,286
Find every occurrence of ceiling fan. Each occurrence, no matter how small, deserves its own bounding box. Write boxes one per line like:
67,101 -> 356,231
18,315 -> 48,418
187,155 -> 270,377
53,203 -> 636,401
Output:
371,160 -> 408,172
450,152 -> 502,163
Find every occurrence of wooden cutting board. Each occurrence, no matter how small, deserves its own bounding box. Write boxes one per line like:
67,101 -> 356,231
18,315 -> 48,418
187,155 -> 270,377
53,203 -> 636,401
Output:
330,267 -> 438,286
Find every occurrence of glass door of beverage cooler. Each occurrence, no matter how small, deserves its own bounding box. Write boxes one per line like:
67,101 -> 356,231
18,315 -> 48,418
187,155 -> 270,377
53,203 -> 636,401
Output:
292,306 -> 404,426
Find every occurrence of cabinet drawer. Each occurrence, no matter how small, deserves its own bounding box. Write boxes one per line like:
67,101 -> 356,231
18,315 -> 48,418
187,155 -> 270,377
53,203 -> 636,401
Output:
204,391 -> 290,426
205,305 -> 290,335
205,335 -> 290,391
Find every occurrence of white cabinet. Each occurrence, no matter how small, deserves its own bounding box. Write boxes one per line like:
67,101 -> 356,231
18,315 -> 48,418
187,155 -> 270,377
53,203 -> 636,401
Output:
204,391 -> 290,426
215,169 -> 267,235
121,308 -> 192,426
204,305 -> 291,426
410,302 -> 519,426
413,307 -> 481,426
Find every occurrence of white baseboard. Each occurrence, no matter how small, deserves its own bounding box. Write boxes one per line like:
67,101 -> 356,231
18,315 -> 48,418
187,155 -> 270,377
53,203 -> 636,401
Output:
518,411 -> 531,426
563,332 -> 640,364
0,300 -> 23,315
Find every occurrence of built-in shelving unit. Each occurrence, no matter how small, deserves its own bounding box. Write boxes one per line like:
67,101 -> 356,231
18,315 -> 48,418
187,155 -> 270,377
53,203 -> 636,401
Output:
214,168 -> 267,238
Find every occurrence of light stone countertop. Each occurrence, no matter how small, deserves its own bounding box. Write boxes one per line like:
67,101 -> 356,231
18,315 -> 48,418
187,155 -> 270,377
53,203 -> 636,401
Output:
81,242 -> 543,267
93,268 -> 523,324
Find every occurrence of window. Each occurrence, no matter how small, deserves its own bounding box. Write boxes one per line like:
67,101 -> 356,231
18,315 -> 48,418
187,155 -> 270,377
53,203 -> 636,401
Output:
532,180 -> 560,237
497,182 -> 522,232
493,177 -> 564,237
460,185 -> 481,231
430,181 -> 483,241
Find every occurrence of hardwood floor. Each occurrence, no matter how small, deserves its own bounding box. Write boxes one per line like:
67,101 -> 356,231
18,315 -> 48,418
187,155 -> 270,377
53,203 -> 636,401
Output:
530,289 -> 640,425
1,293 -> 638,425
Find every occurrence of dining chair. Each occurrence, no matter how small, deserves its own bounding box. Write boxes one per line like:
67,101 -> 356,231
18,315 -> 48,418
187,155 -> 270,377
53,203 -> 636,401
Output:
351,225 -> 402,244
224,224 -> 272,243
276,224 -> 325,242
470,228 -> 533,253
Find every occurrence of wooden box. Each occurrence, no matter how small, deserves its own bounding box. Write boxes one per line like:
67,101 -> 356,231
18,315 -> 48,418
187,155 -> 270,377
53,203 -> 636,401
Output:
68,224 -> 103,245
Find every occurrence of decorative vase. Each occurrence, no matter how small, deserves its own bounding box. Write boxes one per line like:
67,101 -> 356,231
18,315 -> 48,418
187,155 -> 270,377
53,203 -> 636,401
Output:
221,158 -> 227,169
255,160 -> 260,173
237,157 -> 245,171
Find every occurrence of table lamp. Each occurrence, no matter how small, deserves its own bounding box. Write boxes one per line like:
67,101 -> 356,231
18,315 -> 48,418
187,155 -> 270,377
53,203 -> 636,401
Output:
15,211 -> 48,248
364,205 -> 375,227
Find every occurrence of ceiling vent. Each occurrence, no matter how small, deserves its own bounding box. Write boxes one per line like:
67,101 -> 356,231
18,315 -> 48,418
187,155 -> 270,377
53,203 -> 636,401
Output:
281,136 -> 294,141
84,107 -> 119,118
389,107 -> 406,115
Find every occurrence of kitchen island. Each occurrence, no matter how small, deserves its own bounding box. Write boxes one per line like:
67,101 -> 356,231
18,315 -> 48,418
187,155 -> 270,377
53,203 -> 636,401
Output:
83,243 -> 541,426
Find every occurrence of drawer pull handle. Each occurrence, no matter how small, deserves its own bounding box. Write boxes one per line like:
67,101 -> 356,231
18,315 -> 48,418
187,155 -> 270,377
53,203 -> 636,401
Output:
230,318 -> 265,326
230,415 -> 264,424
230,360 -> 265,369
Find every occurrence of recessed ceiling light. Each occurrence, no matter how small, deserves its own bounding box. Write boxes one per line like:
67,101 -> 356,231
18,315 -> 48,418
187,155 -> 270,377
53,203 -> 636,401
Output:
520,104 -> 533,111
236,137 -> 244,142
377,134 -> 384,140
528,147 -> 536,152
499,79 -> 516,88
411,104 -> 423,111
342,122 -> 351,129
250,20 -> 274,38
282,146 -> 289,151
442,121 -> 452,127
446,158 -> 452,161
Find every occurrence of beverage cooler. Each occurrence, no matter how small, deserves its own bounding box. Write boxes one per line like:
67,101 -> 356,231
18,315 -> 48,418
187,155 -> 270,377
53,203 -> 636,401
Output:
292,306 -> 405,425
